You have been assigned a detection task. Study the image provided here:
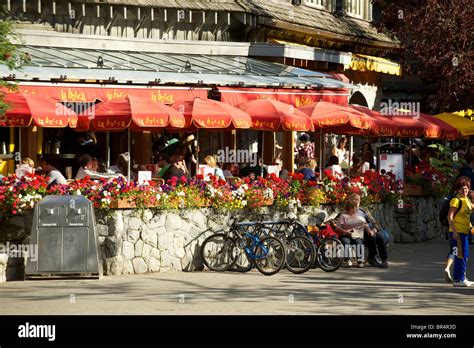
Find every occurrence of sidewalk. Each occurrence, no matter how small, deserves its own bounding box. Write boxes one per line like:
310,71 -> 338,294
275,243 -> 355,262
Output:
0,238 -> 472,315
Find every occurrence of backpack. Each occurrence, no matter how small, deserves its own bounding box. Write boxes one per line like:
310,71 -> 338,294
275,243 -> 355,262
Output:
439,194 -> 462,227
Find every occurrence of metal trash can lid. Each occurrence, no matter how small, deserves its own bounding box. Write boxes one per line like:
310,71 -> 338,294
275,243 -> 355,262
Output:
38,195 -> 92,205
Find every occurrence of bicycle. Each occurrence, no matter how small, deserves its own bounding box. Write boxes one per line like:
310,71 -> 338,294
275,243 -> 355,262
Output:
231,218 -> 341,274
201,220 -> 286,276
257,220 -> 316,274
297,220 -> 344,272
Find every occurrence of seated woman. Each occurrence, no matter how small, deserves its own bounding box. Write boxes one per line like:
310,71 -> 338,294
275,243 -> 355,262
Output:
222,163 -> 234,178
161,140 -> 191,182
335,199 -> 370,268
15,157 -> 35,178
323,156 -> 344,180
350,153 -> 362,175
108,153 -> 134,179
348,193 -> 388,268
39,156 -> 67,186
76,154 -> 123,180
297,158 -> 317,181
204,155 -> 225,180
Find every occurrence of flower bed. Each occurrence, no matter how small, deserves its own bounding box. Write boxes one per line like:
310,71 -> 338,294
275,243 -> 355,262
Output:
0,171 -> 403,223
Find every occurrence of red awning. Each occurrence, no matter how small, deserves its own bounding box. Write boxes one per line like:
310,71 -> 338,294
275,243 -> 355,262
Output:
219,87 -> 349,107
298,101 -> 371,131
0,93 -> 77,128
11,84 -> 208,104
236,99 -> 313,132
171,98 -> 252,129
77,96 -> 185,131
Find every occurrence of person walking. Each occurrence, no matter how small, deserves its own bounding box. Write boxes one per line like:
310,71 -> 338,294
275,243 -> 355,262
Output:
447,177 -> 474,287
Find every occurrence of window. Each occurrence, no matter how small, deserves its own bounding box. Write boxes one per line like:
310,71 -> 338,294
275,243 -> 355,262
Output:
305,0 -> 325,9
346,0 -> 363,18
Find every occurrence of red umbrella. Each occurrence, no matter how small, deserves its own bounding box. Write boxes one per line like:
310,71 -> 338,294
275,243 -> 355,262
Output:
419,113 -> 459,140
237,99 -> 313,131
0,93 -> 77,128
171,98 -> 252,129
76,96 -> 185,131
395,110 -> 459,139
298,101 -> 370,132
347,105 -> 401,137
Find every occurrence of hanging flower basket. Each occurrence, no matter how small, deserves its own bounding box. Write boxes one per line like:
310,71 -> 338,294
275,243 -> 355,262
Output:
109,197 -> 136,209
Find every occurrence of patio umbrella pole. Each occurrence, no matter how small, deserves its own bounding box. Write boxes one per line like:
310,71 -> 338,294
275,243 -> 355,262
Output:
349,135 -> 353,177
18,128 -> 22,162
261,131 -> 264,177
106,132 -> 110,168
196,129 -> 200,175
409,138 -> 412,169
319,129 -> 323,178
127,127 -> 131,182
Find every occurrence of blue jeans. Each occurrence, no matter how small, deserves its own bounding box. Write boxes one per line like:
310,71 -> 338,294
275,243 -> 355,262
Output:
449,232 -> 470,282
447,232 -> 455,261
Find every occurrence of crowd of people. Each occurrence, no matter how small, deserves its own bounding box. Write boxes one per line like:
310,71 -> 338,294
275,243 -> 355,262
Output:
293,133 -> 377,182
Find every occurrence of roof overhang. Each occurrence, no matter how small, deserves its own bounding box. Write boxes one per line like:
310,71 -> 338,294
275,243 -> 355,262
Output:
14,29 -> 252,56
249,42 -> 352,65
4,31 -> 355,89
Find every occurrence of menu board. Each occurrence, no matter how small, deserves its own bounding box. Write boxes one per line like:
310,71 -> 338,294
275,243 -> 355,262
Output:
378,153 -> 404,182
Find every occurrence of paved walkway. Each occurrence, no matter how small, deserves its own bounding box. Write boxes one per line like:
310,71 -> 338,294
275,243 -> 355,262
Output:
1,239 -> 473,315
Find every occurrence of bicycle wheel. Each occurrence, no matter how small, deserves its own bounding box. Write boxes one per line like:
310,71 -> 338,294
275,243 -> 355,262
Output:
253,236 -> 286,276
231,238 -> 253,273
317,238 -> 344,272
285,235 -> 316,274
201,233 -> 236,272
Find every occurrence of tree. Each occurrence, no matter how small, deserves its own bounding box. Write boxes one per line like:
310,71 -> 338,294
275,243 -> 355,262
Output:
0,11 -> 29,116
373,0 -> 474,113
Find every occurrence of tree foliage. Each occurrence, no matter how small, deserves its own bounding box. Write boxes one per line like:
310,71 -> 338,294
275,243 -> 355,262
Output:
0,12 -> 28,116
373,0 -> 474,113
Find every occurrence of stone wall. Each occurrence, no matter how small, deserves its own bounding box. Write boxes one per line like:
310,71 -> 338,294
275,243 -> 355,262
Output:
0,196 -> 445,281
370,196 -> 444,243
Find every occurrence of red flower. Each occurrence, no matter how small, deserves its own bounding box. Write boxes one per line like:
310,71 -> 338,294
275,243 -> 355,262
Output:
168,176 -> 178,187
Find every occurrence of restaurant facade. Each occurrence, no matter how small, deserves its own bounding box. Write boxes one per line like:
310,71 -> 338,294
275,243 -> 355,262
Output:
0,0 -> 435,176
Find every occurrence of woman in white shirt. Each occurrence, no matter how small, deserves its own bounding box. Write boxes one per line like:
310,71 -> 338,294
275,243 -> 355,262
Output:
332,137 -> 350,169
336,199 -> 371,267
